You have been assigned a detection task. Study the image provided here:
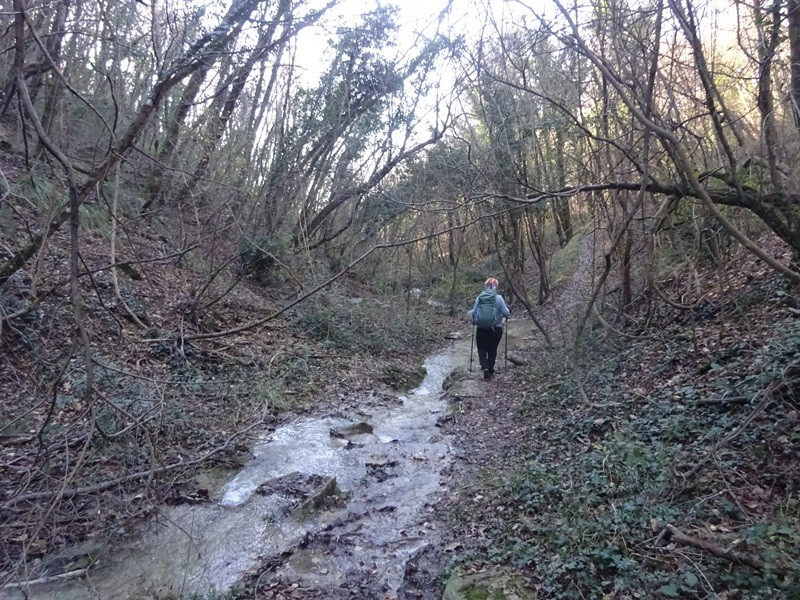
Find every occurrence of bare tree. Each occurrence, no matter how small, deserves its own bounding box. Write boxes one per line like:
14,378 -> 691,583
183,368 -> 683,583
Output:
0,0 -> 274,285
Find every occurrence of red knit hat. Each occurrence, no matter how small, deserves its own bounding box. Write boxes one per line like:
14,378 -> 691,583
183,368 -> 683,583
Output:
484,277 -> 499,287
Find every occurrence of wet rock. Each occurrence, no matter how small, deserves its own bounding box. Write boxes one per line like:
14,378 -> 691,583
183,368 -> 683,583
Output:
379,364 -> 426,391
442,367 -> 467,391
442,567 -> 536,600
295,476 -> 338,521
164,487 -> 210,505
364,457 -> 396,468
365,456 -> 399,482
435,413 -> 455,427
254,472 -> 341,520
330,422 -> 374,438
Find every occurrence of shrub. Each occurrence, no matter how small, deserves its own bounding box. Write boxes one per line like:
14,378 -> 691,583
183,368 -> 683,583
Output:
239,236 -> 289,283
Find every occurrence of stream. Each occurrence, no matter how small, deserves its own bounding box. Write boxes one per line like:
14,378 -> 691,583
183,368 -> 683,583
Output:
1,330 -> 498,600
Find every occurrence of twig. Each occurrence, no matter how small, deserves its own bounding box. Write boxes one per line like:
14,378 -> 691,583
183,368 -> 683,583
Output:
506,354 -> 528,366
652,280 -> 709,310
592,305 -> 661,340
110,165 -> 146,329
678,381 -> 780,480
161,207 -> 528,343
571,356 -> 592,407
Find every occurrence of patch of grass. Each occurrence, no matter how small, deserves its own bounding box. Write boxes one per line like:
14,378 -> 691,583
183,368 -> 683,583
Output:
251,378 -> 289,412
79,203 -> 110,234
18,171 -> 56,214
548,222 -> 588,289
462,586 -> 491,600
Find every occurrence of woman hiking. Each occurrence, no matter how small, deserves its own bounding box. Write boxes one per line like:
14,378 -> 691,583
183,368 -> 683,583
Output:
470,277 -> 510,380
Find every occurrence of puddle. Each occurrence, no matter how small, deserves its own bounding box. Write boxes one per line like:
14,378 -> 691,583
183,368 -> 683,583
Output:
1,333 -> 480,600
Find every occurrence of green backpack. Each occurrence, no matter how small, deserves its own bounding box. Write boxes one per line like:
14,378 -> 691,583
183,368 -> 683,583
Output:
475,289 -> 497,328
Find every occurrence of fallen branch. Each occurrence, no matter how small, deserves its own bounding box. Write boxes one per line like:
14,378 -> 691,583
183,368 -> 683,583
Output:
656,522 -> 788,576
591,305 -> 662,340
571,357 -> 593,406
506,354 -> 528,366
1,568 -> 89,589
696,396 -> 749,406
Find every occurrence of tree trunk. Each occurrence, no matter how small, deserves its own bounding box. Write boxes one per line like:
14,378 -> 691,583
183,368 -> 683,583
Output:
788,0 -> 800,131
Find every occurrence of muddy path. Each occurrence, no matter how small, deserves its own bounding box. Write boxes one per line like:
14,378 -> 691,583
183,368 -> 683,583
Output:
1,322 -> 527,600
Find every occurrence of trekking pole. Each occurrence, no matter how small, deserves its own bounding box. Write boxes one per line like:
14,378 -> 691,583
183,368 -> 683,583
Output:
469,325 -> 475,372
504,317 -> 508,374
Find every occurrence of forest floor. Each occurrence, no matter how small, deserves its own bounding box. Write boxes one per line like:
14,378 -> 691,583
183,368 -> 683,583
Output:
408,235 -> 800,600
2,165 -> 800,599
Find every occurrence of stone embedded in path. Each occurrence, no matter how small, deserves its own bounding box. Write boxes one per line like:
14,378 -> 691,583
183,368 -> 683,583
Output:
295,476 -> 338,521
255,472 -> 339,521
329,421 -> 374,438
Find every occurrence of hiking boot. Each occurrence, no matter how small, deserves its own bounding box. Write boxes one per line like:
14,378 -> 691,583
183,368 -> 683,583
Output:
483,369 -> 491,380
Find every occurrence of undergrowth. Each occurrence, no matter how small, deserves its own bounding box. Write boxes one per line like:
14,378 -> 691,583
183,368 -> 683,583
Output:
293,288 -> 441,355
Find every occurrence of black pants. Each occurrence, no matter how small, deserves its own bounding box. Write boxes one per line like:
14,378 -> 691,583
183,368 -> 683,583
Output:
476,326 -> 503,373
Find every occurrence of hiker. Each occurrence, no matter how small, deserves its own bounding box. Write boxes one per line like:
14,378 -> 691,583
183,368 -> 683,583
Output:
470,277 -> 510,380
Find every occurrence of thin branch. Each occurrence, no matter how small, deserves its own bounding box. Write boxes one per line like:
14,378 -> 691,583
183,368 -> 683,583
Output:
677,378 -> 783,480
159,205 -> 528,342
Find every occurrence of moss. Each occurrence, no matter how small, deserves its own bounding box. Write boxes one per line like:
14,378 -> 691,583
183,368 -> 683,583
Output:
379,364 -> 426,391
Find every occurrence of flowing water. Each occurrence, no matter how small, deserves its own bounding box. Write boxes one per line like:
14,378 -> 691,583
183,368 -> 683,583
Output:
1,332 -> 494,600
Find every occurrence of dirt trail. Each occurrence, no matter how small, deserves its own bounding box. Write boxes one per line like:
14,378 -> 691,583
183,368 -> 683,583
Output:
532,233 -> 596,347
400,233 -> 599,598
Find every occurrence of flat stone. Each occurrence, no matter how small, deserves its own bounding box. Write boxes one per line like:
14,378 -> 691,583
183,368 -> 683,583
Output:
295,476 -> 338,521
329,422 -> 374,438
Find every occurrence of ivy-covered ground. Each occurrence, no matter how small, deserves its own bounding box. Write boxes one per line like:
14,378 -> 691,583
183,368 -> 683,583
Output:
425,237 -> 799,599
